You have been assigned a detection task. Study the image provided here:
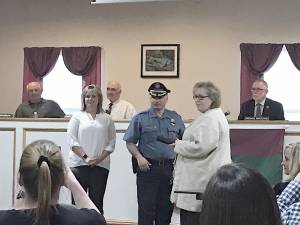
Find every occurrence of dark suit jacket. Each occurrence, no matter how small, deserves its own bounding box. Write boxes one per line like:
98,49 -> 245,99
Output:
238,98 -> 285,120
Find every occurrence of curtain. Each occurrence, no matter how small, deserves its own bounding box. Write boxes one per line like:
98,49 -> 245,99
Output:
62,46 -> 101,86
240,43 -> 283,103
22,47 -> 60,102
22,46 -> 101,101
286,43 -> 300,71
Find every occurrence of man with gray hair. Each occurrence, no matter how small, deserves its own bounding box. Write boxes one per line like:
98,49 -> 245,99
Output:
238,79 -> 285,120
15,81 -> 65,118
104,80 -> 136,120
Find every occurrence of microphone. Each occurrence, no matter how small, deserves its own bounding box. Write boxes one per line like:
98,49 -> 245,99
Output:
224,111 -> 231,116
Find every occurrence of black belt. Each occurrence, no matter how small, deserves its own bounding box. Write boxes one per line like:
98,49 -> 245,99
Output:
146,158 -> 174,166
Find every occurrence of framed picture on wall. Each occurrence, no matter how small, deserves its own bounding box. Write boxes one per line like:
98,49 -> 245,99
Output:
141,44 -> 180,78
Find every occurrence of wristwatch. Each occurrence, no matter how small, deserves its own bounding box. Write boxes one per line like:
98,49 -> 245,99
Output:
82,154 -> 88,159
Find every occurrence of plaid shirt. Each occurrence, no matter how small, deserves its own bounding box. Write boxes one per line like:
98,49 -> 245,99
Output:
277,180 -> 300,225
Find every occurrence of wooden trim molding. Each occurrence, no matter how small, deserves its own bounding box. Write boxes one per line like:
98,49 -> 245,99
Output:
107,220 -> 137,225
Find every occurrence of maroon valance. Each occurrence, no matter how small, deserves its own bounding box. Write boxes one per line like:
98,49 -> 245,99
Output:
24,47 -> 60,78
62,46 -> 99,76
240,43 -> 283,103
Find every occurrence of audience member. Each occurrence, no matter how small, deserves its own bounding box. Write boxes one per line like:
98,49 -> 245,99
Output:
123,82 -> 185,225
238,79 -> 285,120
274,142 -> 300,195
170,81 -> 231,225
67,84 -> 116,214
15,81 -> 65,118
277,170 -> 300,224
104,80 -> 136,120
201,164 -> 282,225
0,139 -> 106,225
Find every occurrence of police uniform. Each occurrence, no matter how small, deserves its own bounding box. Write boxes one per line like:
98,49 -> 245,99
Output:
124,82 -> 185,225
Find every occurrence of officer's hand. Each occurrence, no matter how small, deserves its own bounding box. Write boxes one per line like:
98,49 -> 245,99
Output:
169,139 -> 178,148
137,156 -> 151,172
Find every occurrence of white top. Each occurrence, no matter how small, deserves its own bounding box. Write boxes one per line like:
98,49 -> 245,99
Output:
103,99 -> 137,120
170,108 -> 232,212
67,111 -> 116,170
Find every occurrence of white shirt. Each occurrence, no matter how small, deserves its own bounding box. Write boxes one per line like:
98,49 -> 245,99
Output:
103,99 -> 137,120
67,111 -> 116,170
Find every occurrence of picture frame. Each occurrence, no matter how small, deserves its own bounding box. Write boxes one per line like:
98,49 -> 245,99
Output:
141,44 -> 180,78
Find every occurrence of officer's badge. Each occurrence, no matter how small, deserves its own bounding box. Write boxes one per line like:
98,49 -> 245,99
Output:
170,118 -> 176,126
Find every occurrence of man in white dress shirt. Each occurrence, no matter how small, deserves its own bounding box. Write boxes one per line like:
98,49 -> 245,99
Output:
104,80 -> 137,120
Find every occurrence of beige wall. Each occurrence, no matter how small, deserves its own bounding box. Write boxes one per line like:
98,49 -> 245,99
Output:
1,0 -> 300,119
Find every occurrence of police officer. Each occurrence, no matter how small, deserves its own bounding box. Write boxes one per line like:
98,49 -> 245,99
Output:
123,82 -> 185,225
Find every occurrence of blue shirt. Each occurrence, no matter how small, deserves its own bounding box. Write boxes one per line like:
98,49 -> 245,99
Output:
123,108 -> 185,159
277,180 -> 300,225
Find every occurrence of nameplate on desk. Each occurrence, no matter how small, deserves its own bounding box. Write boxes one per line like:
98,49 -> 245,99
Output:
0,114 -> 13,118
244,117 -> 269,120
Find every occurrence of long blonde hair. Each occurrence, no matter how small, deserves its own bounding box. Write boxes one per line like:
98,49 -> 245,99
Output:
285,142 -> 300,179
19,140 -> 64,225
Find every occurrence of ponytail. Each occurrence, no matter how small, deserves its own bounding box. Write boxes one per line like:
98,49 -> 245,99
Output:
19,140 -> 64,225
35,160 -> 52,225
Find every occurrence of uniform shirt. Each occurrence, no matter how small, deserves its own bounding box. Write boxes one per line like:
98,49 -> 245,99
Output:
67,111 -> 116,170
103,99 -> 137,120
15,98 -> 65,118
0,204 -> 106,225
123,108 -> 185,160
277,180 -> 300,225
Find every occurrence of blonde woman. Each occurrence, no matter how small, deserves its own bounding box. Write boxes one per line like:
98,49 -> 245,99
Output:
274,142 -> 300,195
0,140 -> 106,225
67,84 -> 116,214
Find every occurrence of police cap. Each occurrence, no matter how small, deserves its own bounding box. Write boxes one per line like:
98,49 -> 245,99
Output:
148,82 -> 171,98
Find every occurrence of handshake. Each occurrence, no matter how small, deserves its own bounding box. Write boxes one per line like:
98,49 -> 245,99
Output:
156,135 -> 176,144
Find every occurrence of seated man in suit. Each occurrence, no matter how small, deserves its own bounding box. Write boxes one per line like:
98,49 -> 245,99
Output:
238,79 -> 285,120
15,81 -> 65,118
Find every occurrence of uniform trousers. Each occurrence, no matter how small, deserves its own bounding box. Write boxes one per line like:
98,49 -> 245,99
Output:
71,165 -> 109,214
137,161 -> 174,225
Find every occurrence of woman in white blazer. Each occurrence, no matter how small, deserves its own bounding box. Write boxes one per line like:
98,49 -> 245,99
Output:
170,81 -> 231,225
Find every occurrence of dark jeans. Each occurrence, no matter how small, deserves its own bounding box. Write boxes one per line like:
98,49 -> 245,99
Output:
180,208 -> 201,225
137,162 -> 174,225
71,165 -> 109,214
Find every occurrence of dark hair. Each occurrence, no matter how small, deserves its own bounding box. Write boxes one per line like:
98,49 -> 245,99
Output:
81,84 -> 103,113
19,140 -> 65,225
201,164 -> 282,225
193,81 -> 221,108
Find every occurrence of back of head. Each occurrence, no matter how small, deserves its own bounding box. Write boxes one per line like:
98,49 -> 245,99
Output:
201,164 -> 282,225
19,140 -> 64,225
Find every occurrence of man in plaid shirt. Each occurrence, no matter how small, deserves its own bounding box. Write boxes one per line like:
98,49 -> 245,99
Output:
277,172 -> 300,224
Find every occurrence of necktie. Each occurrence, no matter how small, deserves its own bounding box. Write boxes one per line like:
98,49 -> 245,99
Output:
105,102 -> 113,115
255,103 -> 262,118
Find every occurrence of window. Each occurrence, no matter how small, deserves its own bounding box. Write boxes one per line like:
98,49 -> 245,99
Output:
265,46 -> 300,121
42,53 -> 82,115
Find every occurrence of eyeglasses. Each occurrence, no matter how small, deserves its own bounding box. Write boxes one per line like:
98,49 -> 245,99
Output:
193,95 -> 209,100
251,88 -> 266,92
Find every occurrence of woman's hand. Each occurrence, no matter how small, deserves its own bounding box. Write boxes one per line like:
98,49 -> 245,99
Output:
169,139 -> 178,148
85,157 -> 100,166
